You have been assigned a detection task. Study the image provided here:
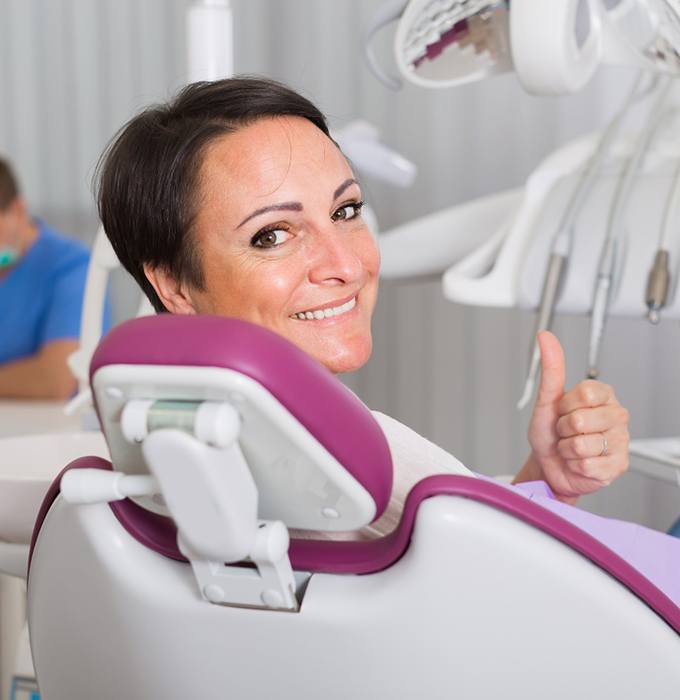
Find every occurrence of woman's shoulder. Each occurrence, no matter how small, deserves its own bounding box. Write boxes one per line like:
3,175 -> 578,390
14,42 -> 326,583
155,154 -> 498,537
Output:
370,410 -> 474,478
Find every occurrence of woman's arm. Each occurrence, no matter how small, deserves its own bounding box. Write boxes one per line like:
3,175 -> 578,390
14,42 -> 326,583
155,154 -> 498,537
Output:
513,331 -> 630,504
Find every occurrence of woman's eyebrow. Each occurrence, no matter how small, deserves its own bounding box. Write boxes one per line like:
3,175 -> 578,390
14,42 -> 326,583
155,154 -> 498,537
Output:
236,179 -> 358,229
333,178 -> 358,200
237,201 -> 303,229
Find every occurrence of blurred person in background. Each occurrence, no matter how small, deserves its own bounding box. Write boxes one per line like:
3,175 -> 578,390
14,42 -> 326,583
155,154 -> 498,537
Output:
0,157 -> 105,399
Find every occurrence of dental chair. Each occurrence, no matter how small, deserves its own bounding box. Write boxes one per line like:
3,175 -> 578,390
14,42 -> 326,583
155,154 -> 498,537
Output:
27,315 -> 680,700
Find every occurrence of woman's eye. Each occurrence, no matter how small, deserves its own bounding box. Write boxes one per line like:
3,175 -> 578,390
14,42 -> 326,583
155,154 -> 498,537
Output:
332,201 -> 364,222
250,228 -> 290,249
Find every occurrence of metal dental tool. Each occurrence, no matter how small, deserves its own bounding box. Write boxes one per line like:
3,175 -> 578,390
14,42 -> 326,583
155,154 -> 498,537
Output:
586,76 -> 675,379
646,249 -> 672,323
645,147 -> 680,323
517,71 -> 649,410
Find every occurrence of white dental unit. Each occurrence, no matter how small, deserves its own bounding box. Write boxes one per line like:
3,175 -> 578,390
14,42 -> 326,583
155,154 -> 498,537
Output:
373,0 -> 680,476
2,1 -> 680,698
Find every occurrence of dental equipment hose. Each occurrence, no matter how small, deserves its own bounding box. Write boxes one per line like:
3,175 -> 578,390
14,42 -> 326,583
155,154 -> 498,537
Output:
586,76 -> 675,379
517,72 -> 649,410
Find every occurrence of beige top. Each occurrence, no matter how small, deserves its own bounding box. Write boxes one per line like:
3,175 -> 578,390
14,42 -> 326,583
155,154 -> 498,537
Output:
292,410 -> 475,541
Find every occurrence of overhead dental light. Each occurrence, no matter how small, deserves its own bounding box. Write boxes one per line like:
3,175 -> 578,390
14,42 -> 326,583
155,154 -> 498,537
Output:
365,0 -> 680,95
364,0 -> 514,90
393,0 -> 513,89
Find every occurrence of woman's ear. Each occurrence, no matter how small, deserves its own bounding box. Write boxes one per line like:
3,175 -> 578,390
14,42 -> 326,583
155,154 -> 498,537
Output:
143,264 -> 197,315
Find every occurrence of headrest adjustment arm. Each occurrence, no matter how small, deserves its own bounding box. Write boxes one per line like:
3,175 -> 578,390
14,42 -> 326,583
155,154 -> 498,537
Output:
126,399 -> 300,611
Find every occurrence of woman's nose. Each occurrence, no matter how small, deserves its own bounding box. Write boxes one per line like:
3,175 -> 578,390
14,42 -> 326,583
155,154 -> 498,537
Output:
307,226 -> 364,285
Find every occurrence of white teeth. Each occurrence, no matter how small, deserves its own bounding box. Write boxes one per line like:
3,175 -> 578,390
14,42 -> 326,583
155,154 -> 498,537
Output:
292,296 -> 357,321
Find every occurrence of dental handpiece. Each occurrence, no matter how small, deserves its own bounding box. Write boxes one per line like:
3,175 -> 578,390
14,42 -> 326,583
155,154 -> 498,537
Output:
585,77 -> 674,379
645,249 -> 670,324
517,251 -> 565,409
587,239 -> 616,379
516,72 -> 652,410
645,152 -> 680,323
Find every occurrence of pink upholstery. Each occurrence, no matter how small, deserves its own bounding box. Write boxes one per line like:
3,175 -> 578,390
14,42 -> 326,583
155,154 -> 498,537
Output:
90,315 -> 393,519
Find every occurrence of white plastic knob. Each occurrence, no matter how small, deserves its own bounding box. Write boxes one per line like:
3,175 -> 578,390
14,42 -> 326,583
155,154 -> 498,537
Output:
121,400 -> 154,443
194,402 -> 240,448
61,469 -> 158,504
250,521 -> 290,563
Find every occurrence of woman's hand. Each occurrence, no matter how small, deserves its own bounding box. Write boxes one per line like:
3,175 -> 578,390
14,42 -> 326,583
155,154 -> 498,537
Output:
516,331 -> 630,504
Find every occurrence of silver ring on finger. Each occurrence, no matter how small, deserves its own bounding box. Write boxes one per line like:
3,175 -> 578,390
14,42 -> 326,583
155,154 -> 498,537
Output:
599,432 -> 608,457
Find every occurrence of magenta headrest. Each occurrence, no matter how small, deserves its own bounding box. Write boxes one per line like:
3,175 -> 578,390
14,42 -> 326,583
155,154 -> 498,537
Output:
90,315 -> 393,519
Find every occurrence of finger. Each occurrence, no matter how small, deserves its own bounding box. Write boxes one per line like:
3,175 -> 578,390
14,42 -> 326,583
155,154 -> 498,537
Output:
535,330 -> 566,408
556,405 -> 629,438
558,380 -> 615,415
556,430 -> 624,460
563,454 -> 629,484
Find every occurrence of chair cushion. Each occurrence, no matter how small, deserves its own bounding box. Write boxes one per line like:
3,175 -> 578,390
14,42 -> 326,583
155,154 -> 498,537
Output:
90,314 -> 393,519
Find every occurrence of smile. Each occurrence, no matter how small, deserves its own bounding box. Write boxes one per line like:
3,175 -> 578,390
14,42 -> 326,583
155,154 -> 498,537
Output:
291,296 -> 357,321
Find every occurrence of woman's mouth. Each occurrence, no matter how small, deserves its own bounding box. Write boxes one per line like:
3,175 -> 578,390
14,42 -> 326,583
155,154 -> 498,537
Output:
291,295 -> 357,321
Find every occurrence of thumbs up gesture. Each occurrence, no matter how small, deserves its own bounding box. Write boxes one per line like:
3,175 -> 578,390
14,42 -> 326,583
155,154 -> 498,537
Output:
521,331 -> 630,503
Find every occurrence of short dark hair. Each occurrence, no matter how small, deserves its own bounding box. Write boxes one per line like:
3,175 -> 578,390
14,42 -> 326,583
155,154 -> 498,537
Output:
0,158 -> 19,210
96,76 -> 331,313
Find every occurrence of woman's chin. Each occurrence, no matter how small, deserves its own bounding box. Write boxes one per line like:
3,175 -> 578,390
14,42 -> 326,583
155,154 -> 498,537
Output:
278,318 -> 374,374
313,340 -> 372,375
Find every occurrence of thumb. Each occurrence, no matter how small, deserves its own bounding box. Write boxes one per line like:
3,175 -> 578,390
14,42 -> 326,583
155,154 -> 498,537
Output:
535,330 -> 566,408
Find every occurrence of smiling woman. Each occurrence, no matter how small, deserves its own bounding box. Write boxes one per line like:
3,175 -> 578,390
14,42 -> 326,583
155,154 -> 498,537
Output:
98,79 -> 379,374
97,76 -> 631,539
150,116 -> 380,375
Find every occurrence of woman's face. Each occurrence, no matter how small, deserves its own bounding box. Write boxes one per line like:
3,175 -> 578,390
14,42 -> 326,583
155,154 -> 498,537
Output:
152,116 -> 380,374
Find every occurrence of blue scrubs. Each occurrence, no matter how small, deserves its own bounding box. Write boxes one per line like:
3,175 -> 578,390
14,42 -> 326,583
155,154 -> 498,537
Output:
0,221 -> 108,363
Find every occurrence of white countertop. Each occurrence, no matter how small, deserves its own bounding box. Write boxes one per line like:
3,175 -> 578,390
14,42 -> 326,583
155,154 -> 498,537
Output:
0,400 -> 110,545
0,400 -> 82,438
629,437 -> 680,487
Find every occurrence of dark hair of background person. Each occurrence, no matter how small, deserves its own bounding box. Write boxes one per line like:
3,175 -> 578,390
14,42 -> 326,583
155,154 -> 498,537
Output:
96,76 -> 331,313
0,158 -> 19,210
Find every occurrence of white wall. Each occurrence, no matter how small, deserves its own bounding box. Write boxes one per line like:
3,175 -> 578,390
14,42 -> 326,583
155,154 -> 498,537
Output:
1,0 -> 678,530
